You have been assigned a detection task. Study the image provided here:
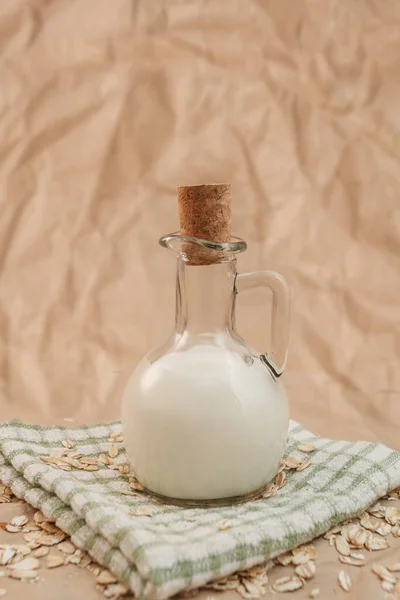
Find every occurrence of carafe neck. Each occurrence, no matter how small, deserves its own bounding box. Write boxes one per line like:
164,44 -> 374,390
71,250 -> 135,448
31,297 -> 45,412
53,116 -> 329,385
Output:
175,259 -> 236,335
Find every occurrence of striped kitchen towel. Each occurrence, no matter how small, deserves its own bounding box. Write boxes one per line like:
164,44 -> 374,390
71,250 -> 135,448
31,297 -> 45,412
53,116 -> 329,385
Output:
0,419 -> 399,599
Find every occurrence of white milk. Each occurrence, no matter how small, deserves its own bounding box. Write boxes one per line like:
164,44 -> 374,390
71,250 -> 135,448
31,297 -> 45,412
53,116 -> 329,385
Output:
121,344 -> 289,500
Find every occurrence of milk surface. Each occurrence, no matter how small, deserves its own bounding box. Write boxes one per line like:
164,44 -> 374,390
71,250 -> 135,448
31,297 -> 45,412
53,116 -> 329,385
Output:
122,344 -> 289,500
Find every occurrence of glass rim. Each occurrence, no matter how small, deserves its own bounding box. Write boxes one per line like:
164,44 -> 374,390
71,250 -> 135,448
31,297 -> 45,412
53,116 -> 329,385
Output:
159,232 -> 247,255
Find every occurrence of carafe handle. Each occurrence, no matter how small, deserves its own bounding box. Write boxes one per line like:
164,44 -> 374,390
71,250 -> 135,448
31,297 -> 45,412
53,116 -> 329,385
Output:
235,270 -> 290,378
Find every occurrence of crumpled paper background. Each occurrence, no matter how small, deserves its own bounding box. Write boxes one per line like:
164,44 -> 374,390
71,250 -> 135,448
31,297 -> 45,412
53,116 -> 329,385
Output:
2,0 -> 399,446
1,1 -> 400,598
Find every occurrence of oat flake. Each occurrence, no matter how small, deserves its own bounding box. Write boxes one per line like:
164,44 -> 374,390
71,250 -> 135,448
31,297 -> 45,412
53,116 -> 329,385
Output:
338,570 -> 352,592
298,443 -> 316,453
272,575 -> 303,593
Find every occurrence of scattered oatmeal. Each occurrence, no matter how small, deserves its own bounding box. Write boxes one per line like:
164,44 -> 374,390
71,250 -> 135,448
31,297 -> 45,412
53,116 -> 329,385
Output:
365,534 -> 389,551
0,549 -> 15,566
46,555 -> 65,569
297,443 -> 316,453
96,570 -> 117,585
58,541 -> 76,555
205,563 -> 270,597
376,522 -> 392,536
338,570 -> 352,592
371,564 -> 397,584
32,546 -> 50,558
103,582 -> 129,598
4,525 -> 19,534
339,555 -> 365,567
275,471 -> 286,488
62,439 -> 75,449
392,526 -> 400,537
294,560 -> 316,580
360,513 -> 378,532
273,575 -> 303,592
293,545 -> 317,562
0,485 -> 15,504
368,503 -> 386,518
297,459 -> 311,472
9,557 -> 40,571
275,552 -> 293,567
284,457 -> 303,469
108,444 -> 119,459
129,478 -> 144,492
386,507 -> 400,526
10,516 -> 28,528
9,569 -> 38,581
347,524 -> 367,547
381,580 -> 395,592
335,535 -> 351,556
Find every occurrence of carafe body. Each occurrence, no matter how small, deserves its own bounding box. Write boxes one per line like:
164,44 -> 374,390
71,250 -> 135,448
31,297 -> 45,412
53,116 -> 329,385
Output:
121,234 -> 290,506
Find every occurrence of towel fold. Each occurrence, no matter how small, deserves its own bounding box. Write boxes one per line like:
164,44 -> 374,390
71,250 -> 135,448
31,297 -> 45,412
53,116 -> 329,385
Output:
0,419 -> 399,599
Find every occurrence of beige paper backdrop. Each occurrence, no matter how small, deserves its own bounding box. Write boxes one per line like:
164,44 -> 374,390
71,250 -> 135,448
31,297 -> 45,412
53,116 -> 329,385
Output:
1,3 -> 400,600
1,0 -> 400,451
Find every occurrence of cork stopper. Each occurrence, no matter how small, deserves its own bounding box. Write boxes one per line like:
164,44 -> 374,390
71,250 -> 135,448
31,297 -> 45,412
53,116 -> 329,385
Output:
177,184 -> 232,264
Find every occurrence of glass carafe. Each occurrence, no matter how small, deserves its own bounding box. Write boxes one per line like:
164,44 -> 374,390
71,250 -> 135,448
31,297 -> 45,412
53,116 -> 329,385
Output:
121,233 -> 290,506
